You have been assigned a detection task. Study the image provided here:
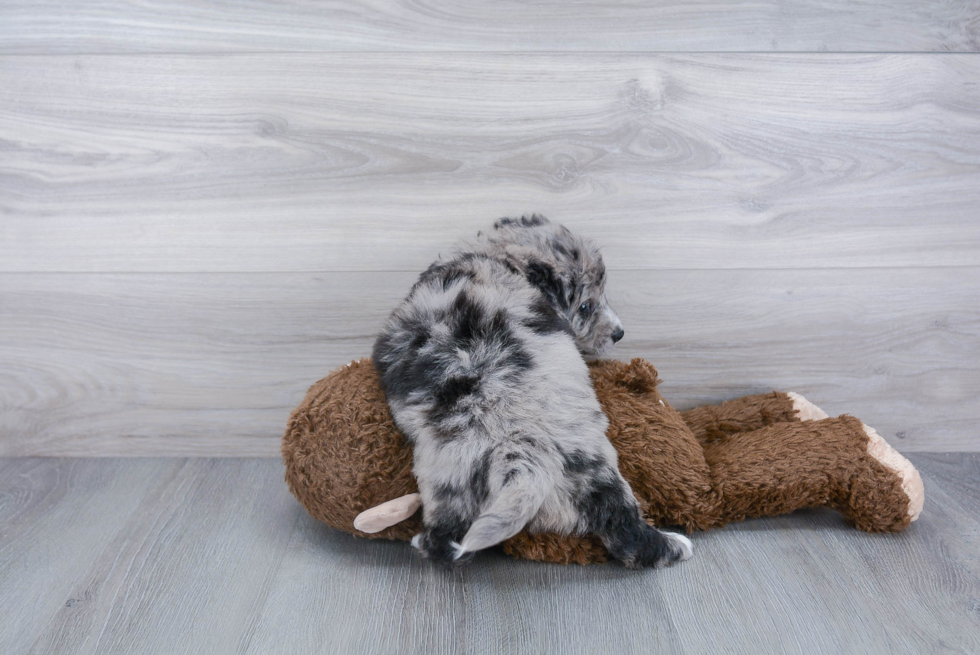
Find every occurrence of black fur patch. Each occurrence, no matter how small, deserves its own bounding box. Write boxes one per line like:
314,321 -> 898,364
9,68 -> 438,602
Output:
485,308 -> 510,341
524,297 -> 574,336
405,317 -> 431,351
550,238 -> 578,262
432,481 -> 459,504
419,507 -> 471,565
441,268 -> 476,291
449,295 -> 532,376
449,291 -> 485,345
525,259 -> 570,310
436,375 -> 479,404
502,346 -> 533,377
414,256 -> 483,294
430,375 -> 480,423
373,335 -> 448,404
575,471 -> 677,568
494,214 -> 548,230
468,449 -> 493,506
576,473 -> 631,534
561,449 -> 605,476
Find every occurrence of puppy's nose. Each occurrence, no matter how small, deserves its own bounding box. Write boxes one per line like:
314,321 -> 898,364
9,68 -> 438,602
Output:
611,328 -> 625,343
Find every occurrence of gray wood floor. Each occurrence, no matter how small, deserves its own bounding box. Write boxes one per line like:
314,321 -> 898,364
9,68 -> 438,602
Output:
1,454 -> 977,655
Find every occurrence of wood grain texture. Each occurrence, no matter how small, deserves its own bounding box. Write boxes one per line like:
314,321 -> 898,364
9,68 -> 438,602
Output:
2,54 -> 980,273
0,459 -> 173,654
1,1 -> 978,53
2,268 -> 976,456
25,459 -> 301,655
912,451 -> 980,517
2,456 -> 977,655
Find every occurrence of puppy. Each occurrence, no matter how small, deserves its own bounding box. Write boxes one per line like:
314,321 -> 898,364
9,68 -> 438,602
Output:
372,215 -> 693,567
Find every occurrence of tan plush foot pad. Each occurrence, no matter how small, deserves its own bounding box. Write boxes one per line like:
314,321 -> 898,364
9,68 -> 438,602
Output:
862,424 -> 924,522
789,392 -> 922,523
788,391 -> 829,421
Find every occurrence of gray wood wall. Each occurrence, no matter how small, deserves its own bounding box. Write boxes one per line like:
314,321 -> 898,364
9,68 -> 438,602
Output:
1,2 -> 978,455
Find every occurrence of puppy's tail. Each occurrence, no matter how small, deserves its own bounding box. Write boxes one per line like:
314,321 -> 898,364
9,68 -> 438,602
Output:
453,472 -> 546,560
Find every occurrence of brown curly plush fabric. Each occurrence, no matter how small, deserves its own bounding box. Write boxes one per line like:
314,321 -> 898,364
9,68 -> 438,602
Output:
283,357 -> 914,565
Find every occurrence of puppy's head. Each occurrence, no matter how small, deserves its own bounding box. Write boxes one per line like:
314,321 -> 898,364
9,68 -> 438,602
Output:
479,215 -> 624,358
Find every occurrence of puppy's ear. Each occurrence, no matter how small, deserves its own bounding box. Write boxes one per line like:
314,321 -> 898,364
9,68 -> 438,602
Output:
526,259 -> 571,310
493,214 -> 549,230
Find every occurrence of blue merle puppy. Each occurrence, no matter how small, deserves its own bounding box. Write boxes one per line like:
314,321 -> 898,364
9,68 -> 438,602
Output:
372,215 -> 693,568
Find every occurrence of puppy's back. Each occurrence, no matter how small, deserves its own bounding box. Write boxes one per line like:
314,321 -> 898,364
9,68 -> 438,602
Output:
372,254 -> 593,559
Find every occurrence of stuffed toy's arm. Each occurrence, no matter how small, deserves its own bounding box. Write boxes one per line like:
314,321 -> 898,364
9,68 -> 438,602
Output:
353,493 -> 421,534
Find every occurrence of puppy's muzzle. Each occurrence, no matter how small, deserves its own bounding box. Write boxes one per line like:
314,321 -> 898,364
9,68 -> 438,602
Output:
611,328 -> 625,343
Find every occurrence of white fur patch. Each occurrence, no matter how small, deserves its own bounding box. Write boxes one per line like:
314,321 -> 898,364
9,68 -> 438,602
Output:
666,532 -> 694,561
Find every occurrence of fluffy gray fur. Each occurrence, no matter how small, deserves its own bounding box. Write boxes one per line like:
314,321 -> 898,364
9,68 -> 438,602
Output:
373,215 -> 693,567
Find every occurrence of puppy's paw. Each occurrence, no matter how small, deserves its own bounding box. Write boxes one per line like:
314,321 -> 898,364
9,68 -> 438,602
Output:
412,531 -> 474,566
618,528 -> 694,569
665,532 -> 694,562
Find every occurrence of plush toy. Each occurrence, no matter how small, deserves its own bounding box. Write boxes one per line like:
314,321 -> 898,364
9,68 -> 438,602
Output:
282,357 -> 923,565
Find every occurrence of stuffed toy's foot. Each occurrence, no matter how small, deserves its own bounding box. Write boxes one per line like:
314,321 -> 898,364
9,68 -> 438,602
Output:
861,423 -> 924,522
787,392 -> 829,421
789,393 -> 923,524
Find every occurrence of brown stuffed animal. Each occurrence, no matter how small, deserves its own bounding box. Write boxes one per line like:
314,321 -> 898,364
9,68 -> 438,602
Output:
282,357 -> 923,565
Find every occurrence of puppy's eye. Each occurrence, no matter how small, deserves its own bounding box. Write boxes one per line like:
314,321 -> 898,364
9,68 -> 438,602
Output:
579,301 -> 593,315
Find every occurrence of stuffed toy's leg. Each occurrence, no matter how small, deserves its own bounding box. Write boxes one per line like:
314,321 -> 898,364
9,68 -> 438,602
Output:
682,394 -> 923,532
680,391 -> 801,445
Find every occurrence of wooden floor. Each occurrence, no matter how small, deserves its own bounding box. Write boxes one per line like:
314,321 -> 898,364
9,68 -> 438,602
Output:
2,454 -> 978,655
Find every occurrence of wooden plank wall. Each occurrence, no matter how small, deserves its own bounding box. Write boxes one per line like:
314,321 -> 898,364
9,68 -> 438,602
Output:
1,3 -> 978,455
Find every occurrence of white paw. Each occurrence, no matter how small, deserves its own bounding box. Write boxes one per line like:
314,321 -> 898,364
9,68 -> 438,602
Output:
787,391 -> 829,421
666,532 -> 694,561
411,533 -> 422,550
450,541 -> 467,560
